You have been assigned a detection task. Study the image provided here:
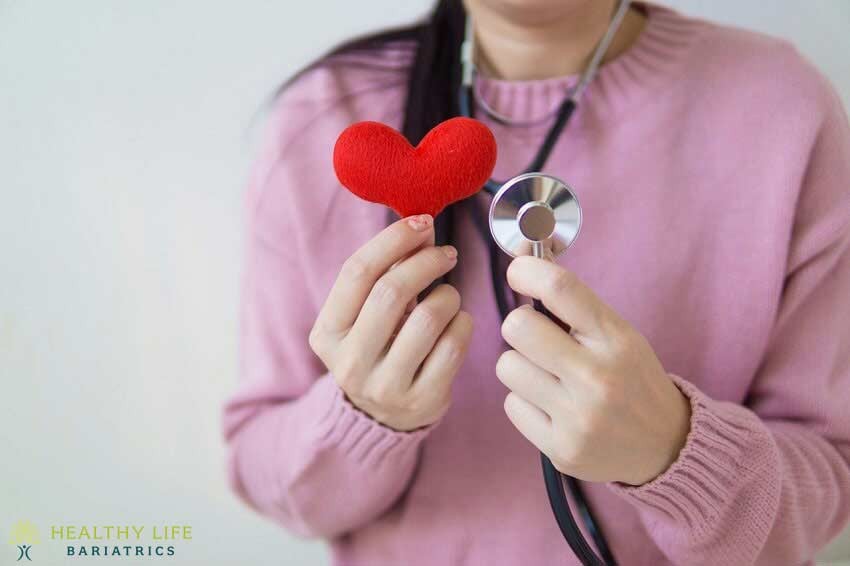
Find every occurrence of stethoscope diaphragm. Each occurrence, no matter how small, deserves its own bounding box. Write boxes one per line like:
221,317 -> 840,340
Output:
487,172 -> 582,260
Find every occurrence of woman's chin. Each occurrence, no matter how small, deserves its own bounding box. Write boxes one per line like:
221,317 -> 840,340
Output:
468,0 -> 607,28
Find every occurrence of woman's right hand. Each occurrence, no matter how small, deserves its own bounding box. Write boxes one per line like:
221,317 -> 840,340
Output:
309,214 -> 473,432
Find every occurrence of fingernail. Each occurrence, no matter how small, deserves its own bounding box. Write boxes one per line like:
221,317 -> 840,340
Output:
407,214 -> 433,231
442,245 -> 457,259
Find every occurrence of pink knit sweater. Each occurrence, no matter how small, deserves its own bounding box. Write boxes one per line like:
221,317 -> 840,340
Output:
222,4 -> 850,565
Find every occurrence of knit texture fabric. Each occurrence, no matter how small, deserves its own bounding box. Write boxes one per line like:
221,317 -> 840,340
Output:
222,3 -> 850,565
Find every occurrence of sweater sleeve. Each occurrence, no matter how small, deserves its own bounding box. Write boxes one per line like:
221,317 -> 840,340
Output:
608,79 -> 850,563
221,85 -> 434,539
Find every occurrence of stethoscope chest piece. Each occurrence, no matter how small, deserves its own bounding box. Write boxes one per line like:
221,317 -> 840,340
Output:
487,172 -> 582,259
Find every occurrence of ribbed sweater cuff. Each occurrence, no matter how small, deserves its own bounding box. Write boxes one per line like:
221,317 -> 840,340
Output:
607,373 -> 772,534
309,375 -> 436,465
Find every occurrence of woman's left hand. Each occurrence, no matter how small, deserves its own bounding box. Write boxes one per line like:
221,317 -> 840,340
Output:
497,256 -> 691,486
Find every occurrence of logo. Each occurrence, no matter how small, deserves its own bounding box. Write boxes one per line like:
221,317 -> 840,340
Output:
8,520 -> 40,561
7,521 -> 192,560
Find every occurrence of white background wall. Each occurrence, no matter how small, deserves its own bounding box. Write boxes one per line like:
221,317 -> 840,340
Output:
1,1 -> 848,564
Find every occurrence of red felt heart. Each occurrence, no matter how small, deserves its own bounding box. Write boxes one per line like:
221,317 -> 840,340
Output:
333,117 -> 497,218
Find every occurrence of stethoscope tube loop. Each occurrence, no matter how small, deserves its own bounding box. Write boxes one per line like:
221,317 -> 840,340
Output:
464,2 -> 633,565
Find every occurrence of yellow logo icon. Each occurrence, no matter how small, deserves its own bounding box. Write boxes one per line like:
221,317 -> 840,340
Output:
8,521 -> 39,562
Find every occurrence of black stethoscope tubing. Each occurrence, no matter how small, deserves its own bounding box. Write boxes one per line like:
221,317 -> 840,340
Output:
459,90 -> 576,197
459,81 -> 617,566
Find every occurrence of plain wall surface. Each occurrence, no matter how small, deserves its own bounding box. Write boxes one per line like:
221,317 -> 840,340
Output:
1,1 -> 848,564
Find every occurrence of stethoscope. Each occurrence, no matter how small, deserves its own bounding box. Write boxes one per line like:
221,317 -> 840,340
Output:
458,2 -> 632,565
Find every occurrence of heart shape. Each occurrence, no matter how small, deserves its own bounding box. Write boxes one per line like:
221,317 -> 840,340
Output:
333,117 -> 497,218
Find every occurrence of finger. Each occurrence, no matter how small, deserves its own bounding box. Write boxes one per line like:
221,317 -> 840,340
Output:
501,305 -> 595,382
387,296 -> 419,342
496,349 -> 562,416
506,256 -> 621,339
380,284 -> 461,390
410,310 -> 473,399
348,245 -> 458,363
316,214 -> 435,335
503,392 -> 552,452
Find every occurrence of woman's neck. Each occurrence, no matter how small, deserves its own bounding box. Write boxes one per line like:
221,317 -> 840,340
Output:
469,1 -> 647,81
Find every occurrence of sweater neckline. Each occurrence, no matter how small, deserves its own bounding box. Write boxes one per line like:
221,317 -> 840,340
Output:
473,2 -> 703,125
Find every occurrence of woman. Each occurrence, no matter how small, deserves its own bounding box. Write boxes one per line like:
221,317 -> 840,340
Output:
222,1 -> 850,564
